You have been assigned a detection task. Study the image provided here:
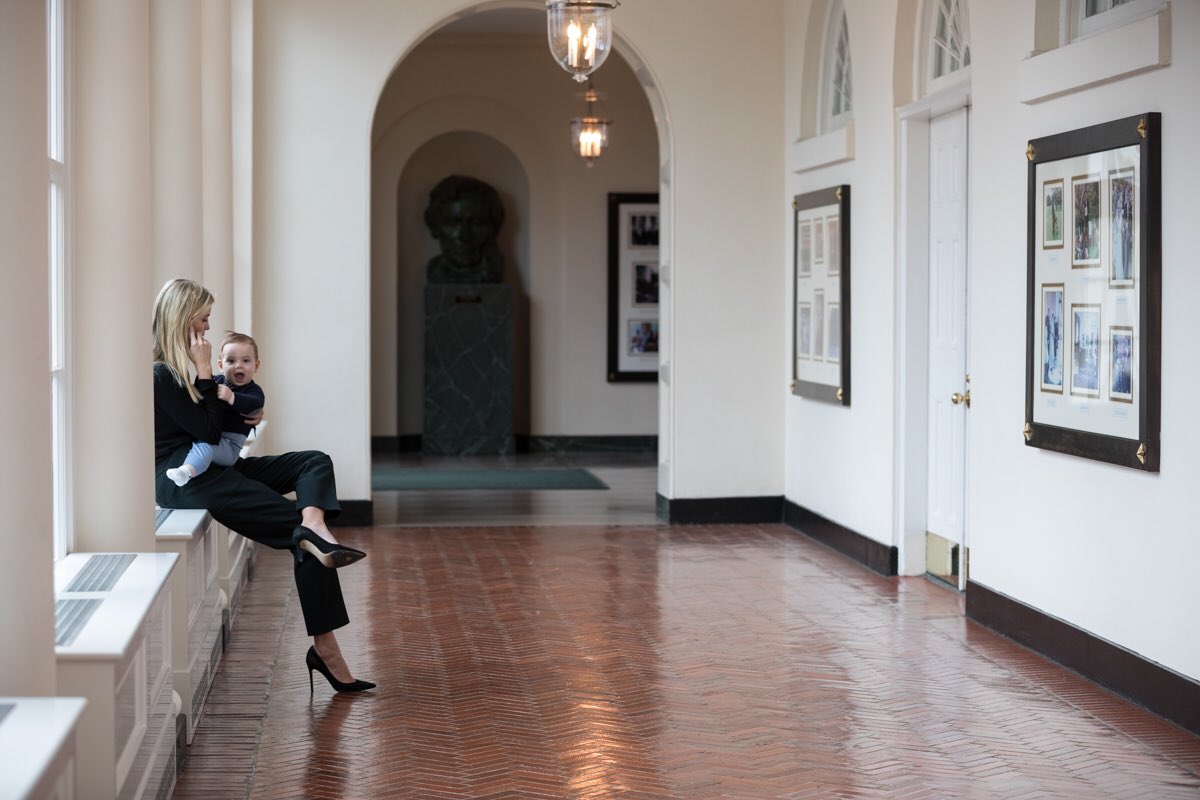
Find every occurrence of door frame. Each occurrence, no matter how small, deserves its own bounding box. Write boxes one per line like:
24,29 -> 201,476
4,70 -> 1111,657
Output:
894,82 -> 972,577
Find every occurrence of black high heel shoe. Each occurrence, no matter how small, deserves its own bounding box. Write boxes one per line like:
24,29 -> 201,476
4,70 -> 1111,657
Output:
292,526 -> 367,569
307,646 -> 376,694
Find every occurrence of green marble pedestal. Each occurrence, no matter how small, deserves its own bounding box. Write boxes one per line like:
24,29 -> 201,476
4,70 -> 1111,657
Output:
423,284 -> 514,455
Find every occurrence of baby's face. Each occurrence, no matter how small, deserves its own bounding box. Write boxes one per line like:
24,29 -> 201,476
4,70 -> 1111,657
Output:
220,343 -> 259,386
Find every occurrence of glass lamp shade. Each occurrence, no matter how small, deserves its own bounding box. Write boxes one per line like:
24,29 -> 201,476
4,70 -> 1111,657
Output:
571,116 -> 609,165
546,1 -> 619,82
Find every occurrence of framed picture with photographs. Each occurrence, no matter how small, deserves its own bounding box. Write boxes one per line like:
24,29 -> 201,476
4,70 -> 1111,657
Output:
791,185 -> 850,405
1025,113 -> 1160,471
608,193 -> 660,381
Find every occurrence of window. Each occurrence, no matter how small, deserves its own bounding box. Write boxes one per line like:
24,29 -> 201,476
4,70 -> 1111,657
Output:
1070,0 -> 1163,41
929,0 -> 971,83
821,1 -> 853,132
48,0 -> 73,560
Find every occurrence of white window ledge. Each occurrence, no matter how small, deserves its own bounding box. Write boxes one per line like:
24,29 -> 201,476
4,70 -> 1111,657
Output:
54,552 -> 177,661
789,120 -> 855,173
1019,5 -> 1170,104
154,508 -> 209,541
0,697 -> 87,799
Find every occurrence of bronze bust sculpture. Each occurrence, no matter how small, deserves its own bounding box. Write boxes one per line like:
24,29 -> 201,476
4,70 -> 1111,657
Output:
424,175 -> 506,284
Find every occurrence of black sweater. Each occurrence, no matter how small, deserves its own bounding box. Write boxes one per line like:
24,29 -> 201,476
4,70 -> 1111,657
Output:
214,374 -> 266,436
153,363 -> 225,463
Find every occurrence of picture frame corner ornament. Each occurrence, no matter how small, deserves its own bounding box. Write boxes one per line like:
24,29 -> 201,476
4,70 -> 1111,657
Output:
835,187 -> 842,201
791,199 -> 799,210
1137,443 -> 1146,464
836,387 -> 844,401
1137,118 -> 1147,139
1026,143 -> 1035,162
1023,423 -> 1032,442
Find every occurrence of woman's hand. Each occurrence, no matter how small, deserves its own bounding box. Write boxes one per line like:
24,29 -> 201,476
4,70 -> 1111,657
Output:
189,327 -> 213,380
241,408 -> 265,428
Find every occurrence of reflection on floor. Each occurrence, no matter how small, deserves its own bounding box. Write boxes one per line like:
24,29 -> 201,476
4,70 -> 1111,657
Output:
174,522 -> 1200,800
372,451 -> 660,527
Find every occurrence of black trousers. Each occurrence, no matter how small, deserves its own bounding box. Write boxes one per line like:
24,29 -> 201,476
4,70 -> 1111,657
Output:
156,446 -> 349,636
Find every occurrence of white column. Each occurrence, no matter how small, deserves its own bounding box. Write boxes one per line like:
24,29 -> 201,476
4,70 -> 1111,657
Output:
152,0 -> 204,290
202,0 -> 235,339
74,0 -> 156,553
0,1 -> 57,695
231,0 -> 254,333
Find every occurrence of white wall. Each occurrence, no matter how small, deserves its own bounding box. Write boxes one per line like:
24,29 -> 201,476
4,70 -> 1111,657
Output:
370,36 -> 658,438
255,0 -> 786,501
782,0 -> 1197,681
783,0 -> 898,544
968,1 -> 1199,681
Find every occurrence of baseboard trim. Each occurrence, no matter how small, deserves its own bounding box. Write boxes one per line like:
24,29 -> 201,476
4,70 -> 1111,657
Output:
656,494 -> 783,524
518,435 -> 657,454
967,580 -> 1200,737
373,435 -> 657,455
372,435 -> 421,453
330,500 -> 373,527
783,500 -> 898,576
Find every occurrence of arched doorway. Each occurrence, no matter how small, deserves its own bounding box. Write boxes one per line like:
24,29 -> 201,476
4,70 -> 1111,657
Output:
367,5 -> 665,524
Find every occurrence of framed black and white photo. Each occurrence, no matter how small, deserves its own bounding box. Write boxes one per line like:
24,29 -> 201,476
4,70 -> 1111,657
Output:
608,193 -> 660,381
1069,303 -> 1101,399
1025,113 -> 1161,471
1040,283 -> 1065,394
1109,167 -> 1136,287
826,302 -> 841,364
1071,173 -> 1101,267
1043,178 -> 1065,249
827,216 -> 841,276
633,261 -> 659,307
797,302 -> 812,359
792,185 -> 850,405
1110,325 -> 1134,403
798,221 -> 812,276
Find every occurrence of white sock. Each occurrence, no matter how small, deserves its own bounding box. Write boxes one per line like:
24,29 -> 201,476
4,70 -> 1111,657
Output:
166,465 -> 195,487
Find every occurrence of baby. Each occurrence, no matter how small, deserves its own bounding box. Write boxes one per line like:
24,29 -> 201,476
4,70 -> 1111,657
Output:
166,331 -> 265,487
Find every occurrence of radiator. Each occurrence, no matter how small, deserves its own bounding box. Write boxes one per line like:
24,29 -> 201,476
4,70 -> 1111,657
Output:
54,553 -> 176,800
154,510 -> 223,745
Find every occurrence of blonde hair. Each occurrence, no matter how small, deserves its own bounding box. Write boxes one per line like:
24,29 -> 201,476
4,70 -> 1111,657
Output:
152,279 -> 214,403
220,331 -> 259,361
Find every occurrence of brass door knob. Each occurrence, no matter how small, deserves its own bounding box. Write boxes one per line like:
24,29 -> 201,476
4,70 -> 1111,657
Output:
951,391 -> 971,408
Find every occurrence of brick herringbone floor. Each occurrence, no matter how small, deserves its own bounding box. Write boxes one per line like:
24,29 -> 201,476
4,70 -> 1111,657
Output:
174,525 -> 1200,799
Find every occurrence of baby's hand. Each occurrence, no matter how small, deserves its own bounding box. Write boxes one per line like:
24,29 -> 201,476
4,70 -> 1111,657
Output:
217,384 -> 235,405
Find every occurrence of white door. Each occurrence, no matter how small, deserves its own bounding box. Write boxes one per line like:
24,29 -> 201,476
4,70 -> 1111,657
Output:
926,107 -> 969,581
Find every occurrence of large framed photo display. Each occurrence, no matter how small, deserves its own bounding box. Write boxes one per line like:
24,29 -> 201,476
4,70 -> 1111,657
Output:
607,193 -> 660,382
1025,113 -> 1161,471
792,185 -> 850,405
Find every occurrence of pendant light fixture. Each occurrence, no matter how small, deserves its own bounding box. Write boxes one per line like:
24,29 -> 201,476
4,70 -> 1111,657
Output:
570,82 -> 610,166
546,1 -> 619,83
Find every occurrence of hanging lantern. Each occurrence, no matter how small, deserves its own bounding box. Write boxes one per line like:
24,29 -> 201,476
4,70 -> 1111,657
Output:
546,1 -> 619,83
570,84 -> 610,166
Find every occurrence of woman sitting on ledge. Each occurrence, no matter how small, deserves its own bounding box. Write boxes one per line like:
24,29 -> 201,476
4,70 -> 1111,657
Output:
151,278 -> 374,694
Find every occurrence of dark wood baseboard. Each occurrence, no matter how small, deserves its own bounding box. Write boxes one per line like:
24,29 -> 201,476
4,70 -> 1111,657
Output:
518,435 -> 657,454
330,500 -> 373,527
656,494 -> 783,524
373,435 -> 656,455
783,500 -> 898,576
372,435 -> 421,453
967,580 -> 1200,737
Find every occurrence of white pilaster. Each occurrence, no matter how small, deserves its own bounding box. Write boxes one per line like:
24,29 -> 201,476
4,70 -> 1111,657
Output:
74,0 -> 156,553
0,0 -> 57,695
